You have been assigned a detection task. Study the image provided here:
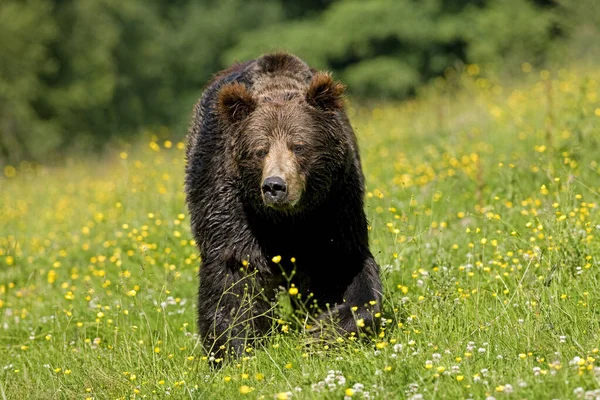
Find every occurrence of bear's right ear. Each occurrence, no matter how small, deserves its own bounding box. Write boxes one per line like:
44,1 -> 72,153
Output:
217,83 -> 256,124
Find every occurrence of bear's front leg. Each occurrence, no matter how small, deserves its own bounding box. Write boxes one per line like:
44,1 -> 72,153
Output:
197,258 -> 273,359
315,256 -> 382,336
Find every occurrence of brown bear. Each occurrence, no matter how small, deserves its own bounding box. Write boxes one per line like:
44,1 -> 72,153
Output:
185,52 -> 382,358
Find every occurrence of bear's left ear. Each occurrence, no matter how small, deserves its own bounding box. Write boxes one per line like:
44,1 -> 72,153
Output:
306,72 -> 346,112
217,82 -> 256,124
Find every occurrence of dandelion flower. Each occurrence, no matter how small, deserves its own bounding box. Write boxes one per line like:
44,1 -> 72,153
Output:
239,385 -> 251,395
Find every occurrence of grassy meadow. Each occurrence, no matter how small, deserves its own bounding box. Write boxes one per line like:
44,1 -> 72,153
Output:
2,64 -> 600,399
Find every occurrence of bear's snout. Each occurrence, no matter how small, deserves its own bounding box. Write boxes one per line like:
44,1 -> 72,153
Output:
262,176 -> 288,205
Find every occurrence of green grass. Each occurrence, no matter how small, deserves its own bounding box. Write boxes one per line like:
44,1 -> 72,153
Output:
2,63 -> 600,399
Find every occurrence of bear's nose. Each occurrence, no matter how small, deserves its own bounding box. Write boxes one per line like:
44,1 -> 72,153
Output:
262,176 -> 287,203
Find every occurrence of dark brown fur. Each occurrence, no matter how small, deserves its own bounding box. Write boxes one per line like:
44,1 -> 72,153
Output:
185,53 -> 382,359
306,72 -> 346,111
217,83 -> 256,124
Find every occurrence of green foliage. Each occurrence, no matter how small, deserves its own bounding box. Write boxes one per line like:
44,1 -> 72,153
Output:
226,0 -> 559,98
459,0 -> 556,70
0,0 -> 593,163
343,57 -> 420,98
0,0 -> 59,161
0,0 -> 282,164
553,0 -> 600,63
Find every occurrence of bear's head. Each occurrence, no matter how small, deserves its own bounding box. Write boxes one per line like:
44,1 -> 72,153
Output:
217,71 -> 349,216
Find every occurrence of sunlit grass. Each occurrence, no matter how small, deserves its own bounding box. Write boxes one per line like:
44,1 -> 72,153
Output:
1,63 -> 600,399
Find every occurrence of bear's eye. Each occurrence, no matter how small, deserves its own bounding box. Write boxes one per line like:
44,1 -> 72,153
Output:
291,144 -> 306,155
255,149 -> 268,159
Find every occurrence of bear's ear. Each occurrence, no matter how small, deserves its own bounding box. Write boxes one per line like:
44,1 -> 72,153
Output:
306,72 -> 346,111
217,82 -> 256,124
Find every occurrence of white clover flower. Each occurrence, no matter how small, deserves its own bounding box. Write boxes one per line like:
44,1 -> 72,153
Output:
407,383 -> 419,392
585,389 -> 600,400
311,381 -> 325,392
559,335 -> 566,343
353,383 -> 364,392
